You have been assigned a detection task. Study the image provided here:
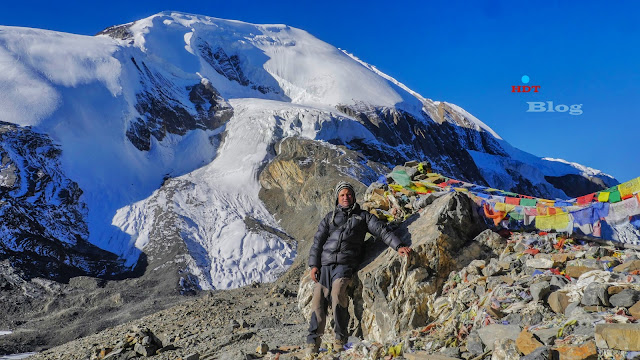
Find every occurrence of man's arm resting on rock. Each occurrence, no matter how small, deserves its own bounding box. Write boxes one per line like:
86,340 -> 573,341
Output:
365,213 -> 412,257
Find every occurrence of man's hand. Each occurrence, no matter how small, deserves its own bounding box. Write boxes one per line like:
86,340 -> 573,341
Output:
397,246 -> 412,257
310,267 -> 319,283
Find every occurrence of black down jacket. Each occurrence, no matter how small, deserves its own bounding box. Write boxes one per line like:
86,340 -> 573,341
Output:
308,203 -> 404,268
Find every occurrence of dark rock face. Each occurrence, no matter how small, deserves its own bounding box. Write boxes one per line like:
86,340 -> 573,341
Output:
545,174 -> 612,198
126,58 -> 233,151
96,24 -> 134,39
198,42 -> 279,95
336,103 -> 504,187
0,122 -> 125,282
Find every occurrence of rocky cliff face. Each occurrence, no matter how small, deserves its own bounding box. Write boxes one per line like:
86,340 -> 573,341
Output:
126,59 -> 233,151
259,136 -> 389,284
335,103 -> 503,186
0,122 -> 125,281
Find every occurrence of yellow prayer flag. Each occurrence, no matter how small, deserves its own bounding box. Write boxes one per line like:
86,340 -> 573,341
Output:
598,192 -> 610,202
536,214 -> 570,230
494,202 -> 507,212
505,204 -> 516,213
619,177 -> 640,198
454,187 -> 469,192
389,184 -> 404,191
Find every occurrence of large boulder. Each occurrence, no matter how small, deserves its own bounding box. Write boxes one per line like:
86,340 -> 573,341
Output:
297,191 -> 487,343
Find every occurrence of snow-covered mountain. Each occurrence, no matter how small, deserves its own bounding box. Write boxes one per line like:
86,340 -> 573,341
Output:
0,11 -> 616,289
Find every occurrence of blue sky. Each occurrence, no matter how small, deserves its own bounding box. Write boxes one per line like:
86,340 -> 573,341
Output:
2,0 -> 639,182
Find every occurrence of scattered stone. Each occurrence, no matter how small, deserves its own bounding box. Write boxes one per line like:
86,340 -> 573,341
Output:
483,259 -> 504,277
609,288 -> 640,308
474,229 -> 507,255
404,352 -> 460,360
531,328 -> 559,346
103,349 -> 124,359
181,353 -> 200,360
564,302 -> 581,317
526,258 -> 554,270
552,341 -> 597,360
521,346 -> 551,360
466,331 -> 484,356
491,338 -> 520,360
255,317 -> 281,329
529,282 -> 551,302
134,342 -> 157,357
629,300 -> 640,318
547,291 -> 570,314
516,329 -> 544,356
478,324 -> 520,351
256,342 -> 269,354
551,253 -> 574,266
595,324 -> 640,351
485,305 -> 506,319
549,275 -> 569,291
441,346 -> 461,358
580,282 -> 609,307
612,260 -> 640,273
565,266 -> 598,279
582,306 -> 606,313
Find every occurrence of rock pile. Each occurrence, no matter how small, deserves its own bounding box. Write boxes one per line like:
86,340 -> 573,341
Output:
404,231 -> 640,360
90,326 -> 174,359
298,161 -> 640,359
297,231 -> 640,360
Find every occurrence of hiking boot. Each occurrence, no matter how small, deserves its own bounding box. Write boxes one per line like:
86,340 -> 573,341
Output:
333,338 -> 346,352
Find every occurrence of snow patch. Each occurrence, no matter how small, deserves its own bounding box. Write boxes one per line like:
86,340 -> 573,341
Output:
542,157 -> 614,179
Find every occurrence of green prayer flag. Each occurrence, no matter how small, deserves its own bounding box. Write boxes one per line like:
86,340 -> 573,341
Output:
390,170 -> 411,187
508,212 -> 524,221
609,190 -> 622,203
520,198 -> 537,207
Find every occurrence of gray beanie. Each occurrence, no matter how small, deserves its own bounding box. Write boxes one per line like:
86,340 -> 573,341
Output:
334,181 -> 355,205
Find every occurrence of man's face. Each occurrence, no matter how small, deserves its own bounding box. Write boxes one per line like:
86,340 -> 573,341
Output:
338,188 -> 354,207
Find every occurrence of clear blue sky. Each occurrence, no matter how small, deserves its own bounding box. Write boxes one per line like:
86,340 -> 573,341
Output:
2,0 -> 639,182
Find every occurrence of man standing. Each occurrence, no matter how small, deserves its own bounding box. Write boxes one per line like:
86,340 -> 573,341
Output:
306,181 -> 412,355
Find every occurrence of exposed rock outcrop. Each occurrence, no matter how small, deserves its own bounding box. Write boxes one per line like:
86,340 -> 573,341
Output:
544,174 -> 610,199
297,192 -> 488,343
126,59 -> 233,151
0,122 -> 125,281
259,136 -> 389,284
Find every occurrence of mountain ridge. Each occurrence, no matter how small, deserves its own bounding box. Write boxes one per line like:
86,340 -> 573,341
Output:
0,10 -> 616,290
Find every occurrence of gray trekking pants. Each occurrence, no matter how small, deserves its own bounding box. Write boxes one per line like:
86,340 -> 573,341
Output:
306,264 -> 353,344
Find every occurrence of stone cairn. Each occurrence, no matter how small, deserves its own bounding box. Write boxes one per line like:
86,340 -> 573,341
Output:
91,325 -> 182,360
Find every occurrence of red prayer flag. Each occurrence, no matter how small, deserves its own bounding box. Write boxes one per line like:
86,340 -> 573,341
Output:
505,197 -> 520,205
577,193 -> 595,205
